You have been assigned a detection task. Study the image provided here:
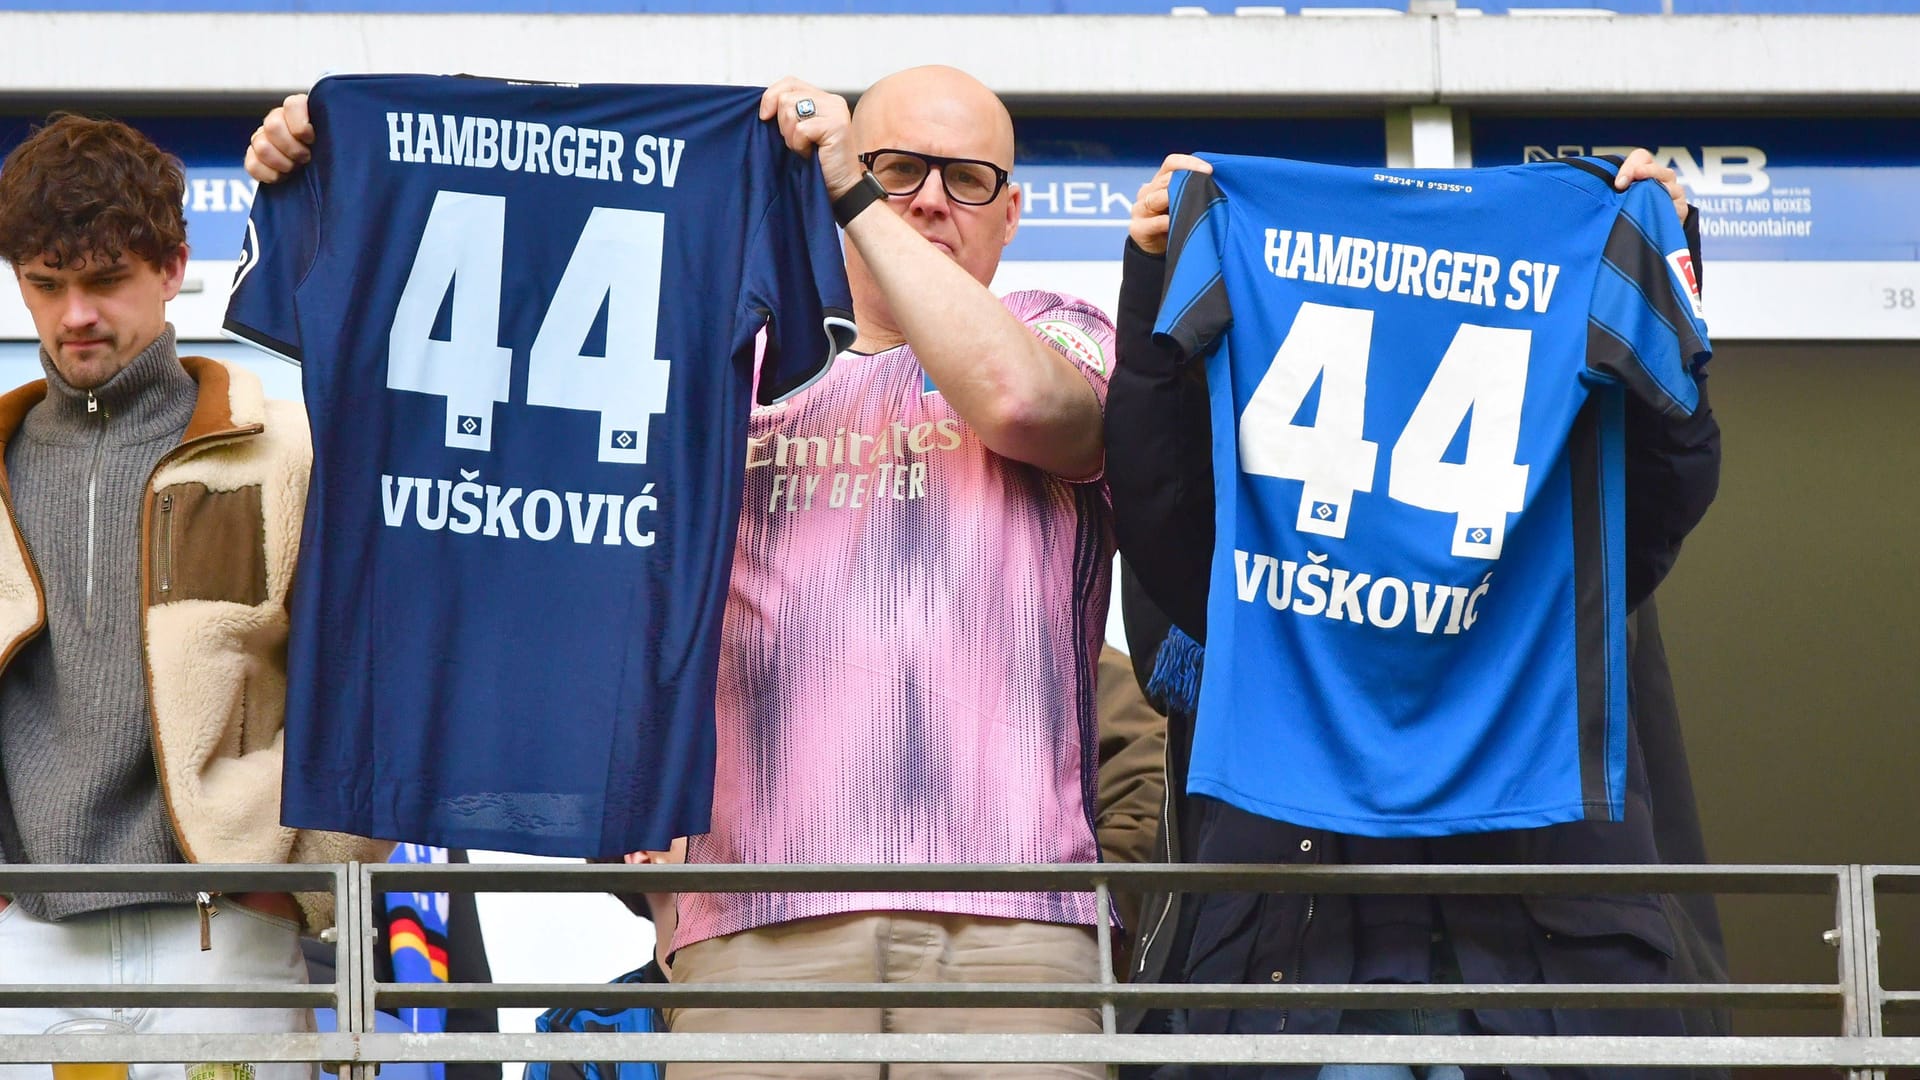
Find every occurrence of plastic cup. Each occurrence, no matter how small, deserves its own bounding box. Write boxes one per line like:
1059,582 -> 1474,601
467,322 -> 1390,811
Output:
43,1017 -> 133,1080
51,1063 -> 128,1080
186,1064 -> 256,1080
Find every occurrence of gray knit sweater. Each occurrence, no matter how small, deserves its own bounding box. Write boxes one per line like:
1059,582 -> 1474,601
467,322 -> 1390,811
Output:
0,328 -> 198,920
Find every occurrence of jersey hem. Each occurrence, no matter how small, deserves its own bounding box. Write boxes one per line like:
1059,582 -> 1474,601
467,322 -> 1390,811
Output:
1186,775 -> 1621,837
280,803 -> 698,860
672,890 -> 1110,954
221,319 -> 304,367
759,310 -> 858,406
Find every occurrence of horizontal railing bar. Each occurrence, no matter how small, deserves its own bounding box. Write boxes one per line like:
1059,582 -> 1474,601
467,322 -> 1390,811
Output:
0,1034 -> 351,1064
4,863 -> 1888,897
1883,990 -> 1920,1015
0,985 -> 332,1008
15,1030 -> 1920,1060
16,1033 -> 1916,1069
372,980 -> 1842,1011
321,1032 -> 1920,1068
362,862 -> 1849,896
1867,868 -> 1920,894
0,864 -> 340,892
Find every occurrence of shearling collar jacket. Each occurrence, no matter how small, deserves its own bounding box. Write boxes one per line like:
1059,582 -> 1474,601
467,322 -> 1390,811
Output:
0,354 -> 390,931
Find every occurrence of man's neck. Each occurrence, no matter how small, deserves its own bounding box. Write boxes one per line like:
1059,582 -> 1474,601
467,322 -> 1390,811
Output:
849,300 -> 905,355
850,330 -> 906,355
34,325 -> 194,435
847,274 -> 906,355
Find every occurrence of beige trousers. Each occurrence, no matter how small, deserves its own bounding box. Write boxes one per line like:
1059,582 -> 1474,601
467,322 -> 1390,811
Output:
665,910 -> 1104,1080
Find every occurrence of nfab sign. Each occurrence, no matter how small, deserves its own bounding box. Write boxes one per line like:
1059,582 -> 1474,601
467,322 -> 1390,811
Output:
1523,144 -> 1771,196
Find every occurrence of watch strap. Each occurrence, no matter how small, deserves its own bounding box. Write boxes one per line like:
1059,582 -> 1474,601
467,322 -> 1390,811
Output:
833,172 -> 888,228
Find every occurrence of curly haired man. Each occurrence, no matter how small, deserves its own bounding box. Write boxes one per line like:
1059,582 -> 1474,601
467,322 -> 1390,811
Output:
0,114 -> 388,1078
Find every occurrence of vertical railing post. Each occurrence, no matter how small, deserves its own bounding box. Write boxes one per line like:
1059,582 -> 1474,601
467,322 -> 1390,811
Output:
1836,865 -> 1860,1036
328,862 -> 355,1079
1857,866 -> 1888,1080
1835,865 -> 1885,1080
1092,876 -> 1119,1078
1860,867 -> 1886,1038
352,860 -> 377,1080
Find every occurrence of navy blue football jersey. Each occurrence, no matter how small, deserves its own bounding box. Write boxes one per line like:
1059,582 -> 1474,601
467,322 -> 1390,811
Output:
226,74 -> 855,856
1156,154 -> 1709,836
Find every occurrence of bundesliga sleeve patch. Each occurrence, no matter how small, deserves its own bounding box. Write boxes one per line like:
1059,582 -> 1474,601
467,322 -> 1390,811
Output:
1666,249 -> 1706,320
1036,319 -> 1107,376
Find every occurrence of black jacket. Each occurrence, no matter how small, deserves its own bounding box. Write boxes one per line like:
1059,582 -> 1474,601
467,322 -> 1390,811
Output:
1107,204 -> 1727,1080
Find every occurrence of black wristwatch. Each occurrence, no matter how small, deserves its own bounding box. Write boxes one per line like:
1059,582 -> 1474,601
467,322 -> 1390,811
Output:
832,172 -> 888,228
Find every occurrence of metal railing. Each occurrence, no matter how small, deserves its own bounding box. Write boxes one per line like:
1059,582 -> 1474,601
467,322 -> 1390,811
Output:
3,862 -> 1918,1075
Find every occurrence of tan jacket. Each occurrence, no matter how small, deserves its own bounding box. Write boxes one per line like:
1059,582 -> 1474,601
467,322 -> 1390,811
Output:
1095,642 -> 1168,941
0,356 -> 390,931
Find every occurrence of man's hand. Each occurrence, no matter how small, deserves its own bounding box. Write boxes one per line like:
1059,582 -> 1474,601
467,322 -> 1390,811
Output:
622,836 -> 688,867
1130,153 -> 1212,257
246,93 -> 315,184
758,77 -> 861,199
625,837 -> 687,974
1613,147 -> 1689,223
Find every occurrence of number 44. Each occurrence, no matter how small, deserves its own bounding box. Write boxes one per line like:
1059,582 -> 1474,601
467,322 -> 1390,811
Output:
1240,301 -> 1531,561
387,190 -> 673,464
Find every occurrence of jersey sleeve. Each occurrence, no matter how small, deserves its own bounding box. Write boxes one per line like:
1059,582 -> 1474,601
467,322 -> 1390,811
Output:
1585,178 -> 1713,418
738,148 -> 857,406
1152,167 -> 1233,363
1018,290 -> 1115,408
222,166 -> 320,365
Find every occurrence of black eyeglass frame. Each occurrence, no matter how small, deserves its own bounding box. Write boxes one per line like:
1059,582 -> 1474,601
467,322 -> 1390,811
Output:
857,148 -> 1013,206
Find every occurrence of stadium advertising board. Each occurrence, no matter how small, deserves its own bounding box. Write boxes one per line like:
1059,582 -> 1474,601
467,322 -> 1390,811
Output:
5,112 -> 1915,343
1474,116 -> 1920,339
994,115 -> 1385,315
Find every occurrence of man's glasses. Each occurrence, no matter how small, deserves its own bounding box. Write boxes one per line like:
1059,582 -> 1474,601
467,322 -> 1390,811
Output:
858,148 -> 1012,206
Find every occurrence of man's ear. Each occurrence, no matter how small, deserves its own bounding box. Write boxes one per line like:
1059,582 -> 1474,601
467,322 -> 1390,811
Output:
159,244 -> 190,302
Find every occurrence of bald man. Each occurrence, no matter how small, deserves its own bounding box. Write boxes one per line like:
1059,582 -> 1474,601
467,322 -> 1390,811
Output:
249,67 -> 1116,1077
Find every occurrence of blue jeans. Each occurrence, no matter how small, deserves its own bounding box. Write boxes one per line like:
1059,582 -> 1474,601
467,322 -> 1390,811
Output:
1315,1004 -> 1466,1080
1317,927 -> 1466,1080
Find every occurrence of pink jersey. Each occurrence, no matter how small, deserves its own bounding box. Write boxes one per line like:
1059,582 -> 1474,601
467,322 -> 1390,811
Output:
674,290 -> 1117,950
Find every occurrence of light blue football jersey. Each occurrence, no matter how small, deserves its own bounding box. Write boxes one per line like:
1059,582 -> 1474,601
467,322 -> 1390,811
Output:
1156,154 -> 1709,836
226,74 -> 854,856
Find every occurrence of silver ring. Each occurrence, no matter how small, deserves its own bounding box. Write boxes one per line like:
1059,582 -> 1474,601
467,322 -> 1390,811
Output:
794,98 -> 817,120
